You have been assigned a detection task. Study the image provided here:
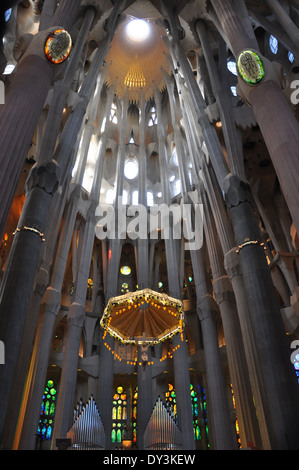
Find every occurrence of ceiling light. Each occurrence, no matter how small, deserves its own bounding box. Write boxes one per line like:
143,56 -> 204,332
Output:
126,19 -> 150,43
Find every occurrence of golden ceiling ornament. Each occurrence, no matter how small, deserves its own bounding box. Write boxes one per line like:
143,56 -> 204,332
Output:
104,18 -> 171,103
124,55 -> 146,89
100,288 -> 185,345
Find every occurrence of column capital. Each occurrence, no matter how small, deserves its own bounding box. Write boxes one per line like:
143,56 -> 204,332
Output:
197,294 -> 219,322
40,286 -> 61,316
213,276 -> 235,305
224,247 -> 242,280
33,267 -> 49,296
67,302 -> 86,328
223,173 -> 254,209
25,160 -> 60,196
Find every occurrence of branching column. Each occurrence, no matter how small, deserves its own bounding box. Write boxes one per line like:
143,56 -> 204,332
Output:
0,0 -> 82,238
210,0 -> 299,233
154,87 -> 195,450
202,190 -> 262,449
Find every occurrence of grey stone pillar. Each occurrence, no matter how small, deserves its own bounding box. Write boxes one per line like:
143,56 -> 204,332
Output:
224,247 -> 273,449
154,86 -> 195,450
223,174 -> 299,449
161,0 -> 229,190
213,276 -> 262,449
195,20 -> 245,180
0,160 -> 60,443
97,237 -> 123,449
202,165 -> 273,449
197,293 -> 237,450
0,0 -> 82,238
52,302 -> 86,442
189,238 -> 236,450
210,0 -> 299,233
38,6 -> 96,166
137,346 -> 153,450
16,188 -> 81,450
52,205 -> 97,444
202,191 -> 262,448
97,81 -> 130,447
1,266 -> 49,450
18,287 -> 62,450
135,91 -> 153,449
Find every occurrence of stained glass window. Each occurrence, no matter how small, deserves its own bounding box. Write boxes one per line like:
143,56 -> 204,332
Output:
120,266 -> 131,275
132,387 -> 138,444
165,383 -> 209,447
288,51 -> 295,63
111,386 -> 127,445
37,379 -> 57,442
269,35 -> 278,54
227,60 -> 237,76
5,9 -> 12,22
230,384 -> 241,448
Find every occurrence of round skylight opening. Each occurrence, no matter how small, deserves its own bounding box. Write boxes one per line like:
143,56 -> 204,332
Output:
126,19 -> 151,43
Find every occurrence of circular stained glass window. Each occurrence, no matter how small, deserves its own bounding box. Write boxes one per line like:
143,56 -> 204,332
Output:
45,29 -> 72,64
237,50 -> 265,85
120,266 -> 131,275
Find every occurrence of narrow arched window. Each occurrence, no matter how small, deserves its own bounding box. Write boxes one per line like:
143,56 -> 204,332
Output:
37,379 -> 57,443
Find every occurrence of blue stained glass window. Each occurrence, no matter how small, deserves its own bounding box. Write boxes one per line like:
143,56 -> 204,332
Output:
269,35 -> 278,54
288,51 -> 295,63
227,60 -> 237,76
5,9 -> 12,22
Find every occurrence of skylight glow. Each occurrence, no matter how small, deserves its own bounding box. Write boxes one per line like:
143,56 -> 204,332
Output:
126,19 -> 151,43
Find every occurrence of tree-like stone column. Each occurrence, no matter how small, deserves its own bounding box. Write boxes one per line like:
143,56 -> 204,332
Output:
0,160 -> 60,443
223,174 -> 299,449
210,0 -> 299,233
0,0 -> 82,238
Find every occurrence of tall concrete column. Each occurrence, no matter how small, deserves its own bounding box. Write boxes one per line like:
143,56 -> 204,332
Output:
203,191 -> 262,449
16,188 -> 81,450
197,293 -> 237,450
154,87 -> 195,450
210,0 -> 299,233
163,1 -> 299,448
52,206 -> 97,445
52,301 -> 86,443
0,160 -> 60,444
223,174 -> 299,449
224,248 -> 273,449
135,92 -> 153,449
97,83 -> 130,449
0,0 -> 82,238
195,20 -> 245,180
202,164 -> 274,449
189,239 -> 236,450
97,238 -> 122,449
137,346 -> 153,450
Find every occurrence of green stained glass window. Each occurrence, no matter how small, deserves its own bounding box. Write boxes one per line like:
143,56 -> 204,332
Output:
237,50 -> 265,85
37,379 -> 57,442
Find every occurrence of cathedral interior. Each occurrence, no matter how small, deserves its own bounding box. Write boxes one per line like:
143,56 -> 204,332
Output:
0,0 -> 299,451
